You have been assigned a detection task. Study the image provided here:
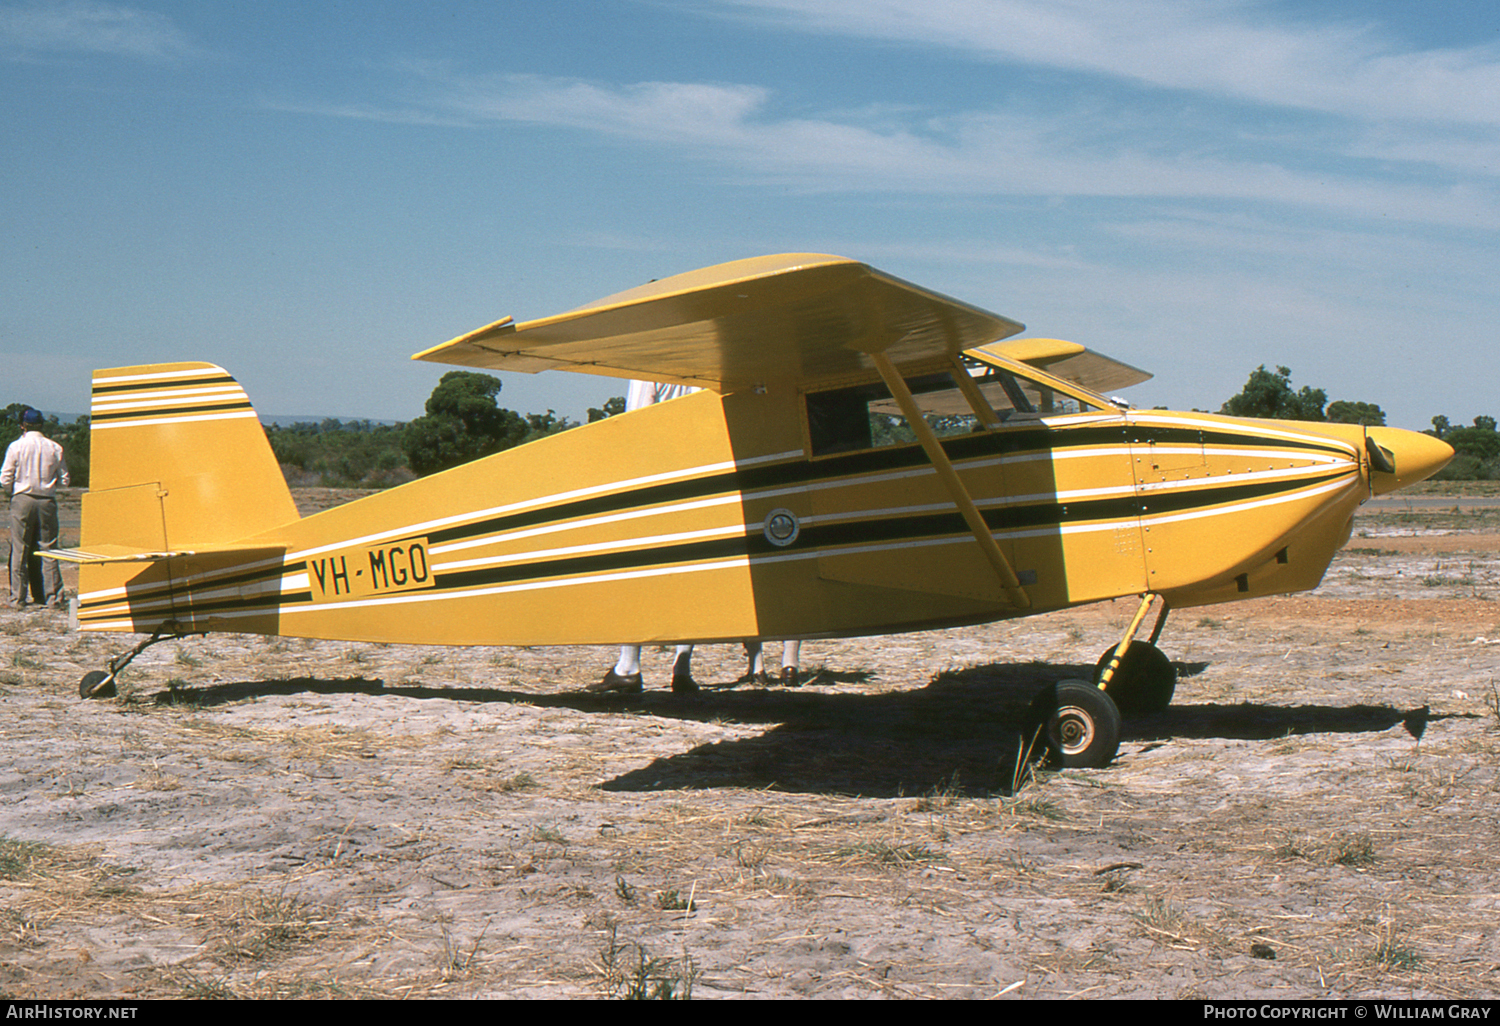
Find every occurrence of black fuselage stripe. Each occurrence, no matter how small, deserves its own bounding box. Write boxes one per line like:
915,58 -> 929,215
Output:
77,561 -> 307,614
91,376 -> 239,395
426,426 -> 1350,546
429,468 -> 1349,591
91,401 -> 255,422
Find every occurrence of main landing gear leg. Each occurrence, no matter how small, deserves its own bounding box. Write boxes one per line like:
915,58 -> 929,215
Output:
1094,593 -> 1177,717
1022,593 -> 1176,770
79,622 -> 199,700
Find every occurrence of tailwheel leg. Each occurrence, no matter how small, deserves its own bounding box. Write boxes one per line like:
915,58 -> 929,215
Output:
79,622 -> 199,700
1095,593 -> 1176,716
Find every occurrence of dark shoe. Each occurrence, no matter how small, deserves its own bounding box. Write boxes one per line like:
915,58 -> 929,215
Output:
781,667 -> 801,688
671,674 -> 699,694
588,669 -> 643,694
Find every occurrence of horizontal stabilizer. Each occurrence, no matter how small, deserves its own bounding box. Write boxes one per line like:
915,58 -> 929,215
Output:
42,546 -> 191,565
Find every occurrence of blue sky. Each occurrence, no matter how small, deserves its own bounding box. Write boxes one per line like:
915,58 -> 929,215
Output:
3,0 -> 1497,429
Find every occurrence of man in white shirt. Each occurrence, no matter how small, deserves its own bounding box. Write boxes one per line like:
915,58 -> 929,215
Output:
1,408 -> 70,608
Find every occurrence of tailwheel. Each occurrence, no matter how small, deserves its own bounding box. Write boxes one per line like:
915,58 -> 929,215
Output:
1029,679 -> 1121,769
1095,642 -> 1176,716
79,671 -> 116,700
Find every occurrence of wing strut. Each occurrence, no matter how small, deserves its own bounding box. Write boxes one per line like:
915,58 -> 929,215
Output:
871,352 -> 1030,609
948,354 -> 1003,429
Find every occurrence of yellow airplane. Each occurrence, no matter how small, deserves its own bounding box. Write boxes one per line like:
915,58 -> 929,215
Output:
51,254 -> 1453,768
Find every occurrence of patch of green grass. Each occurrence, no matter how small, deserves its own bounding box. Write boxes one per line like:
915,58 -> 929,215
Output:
0,836 -> 52,880
1331,832 -> 1377,867
1369,923 -> 1424,972
1008,797 -> 1066,821
592,923 -> 699,1000
910,772 -> 964,813
1132,896 -> 1187,934
213,889 -> 321,963
495,771 -> 538,792
174,971 -> 239,1000
828,841 -> 942,865
8,650 -> 42,670
1422,575 -> 1475,588
655,888 -> 696,912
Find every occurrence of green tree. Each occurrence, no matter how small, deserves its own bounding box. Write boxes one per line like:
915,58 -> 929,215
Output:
587,396 -> 626,422
53,415 -> 90,487
523,409 -> 577,441
402,372 -> 531,476
1220,366 -> 1326,421
1325,400 -> 1386,426
267,418 -> 408,487
1427,414 -> 1500,480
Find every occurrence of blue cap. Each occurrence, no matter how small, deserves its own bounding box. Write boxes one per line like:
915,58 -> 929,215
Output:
20,408 -> 41,425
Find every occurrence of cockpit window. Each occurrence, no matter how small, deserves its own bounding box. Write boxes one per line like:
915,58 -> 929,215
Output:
806,371 -> 970,456
805,360 -> 1107,457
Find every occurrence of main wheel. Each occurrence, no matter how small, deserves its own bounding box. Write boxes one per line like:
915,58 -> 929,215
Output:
1095,642 -> 1176,716
79,671 -> 116,700
1030,679 -> 1121,769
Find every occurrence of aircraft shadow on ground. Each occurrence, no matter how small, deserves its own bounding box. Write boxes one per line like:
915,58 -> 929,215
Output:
151,658 -> 1443,799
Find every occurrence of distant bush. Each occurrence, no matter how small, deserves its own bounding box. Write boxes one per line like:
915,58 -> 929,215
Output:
266,419 -> 412,488
1427,415 -> 1500,480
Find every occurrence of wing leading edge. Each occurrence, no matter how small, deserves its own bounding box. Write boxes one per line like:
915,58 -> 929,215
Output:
411,253 -> 1026,391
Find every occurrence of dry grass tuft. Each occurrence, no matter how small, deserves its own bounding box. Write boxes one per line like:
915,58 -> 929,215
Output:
175,718 -> 409,762
1367,919 -> 1424,973
590,922 -> 699,1000
200,887 -> 326,963
824,840 -> 942,866
1330,832 -> 1377,867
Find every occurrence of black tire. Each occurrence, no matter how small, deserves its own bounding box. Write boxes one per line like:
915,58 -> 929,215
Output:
79,671 -> 116,700
1030,679 -> 1121,769
1095,642 -> 1176,716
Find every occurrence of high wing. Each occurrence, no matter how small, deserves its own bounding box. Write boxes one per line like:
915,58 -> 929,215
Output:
411,253 -> 1027,391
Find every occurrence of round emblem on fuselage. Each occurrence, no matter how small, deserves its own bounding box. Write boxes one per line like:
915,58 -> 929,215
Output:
764,508 -> 800,547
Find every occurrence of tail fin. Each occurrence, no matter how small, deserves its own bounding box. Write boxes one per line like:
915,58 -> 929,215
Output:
84,362 -> 298,551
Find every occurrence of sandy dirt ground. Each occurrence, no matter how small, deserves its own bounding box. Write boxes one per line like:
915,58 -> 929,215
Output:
0,490 -> 1496,999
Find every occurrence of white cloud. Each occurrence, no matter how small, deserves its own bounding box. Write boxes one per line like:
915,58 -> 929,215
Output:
0,0 -> 198,60
372,70 -> 1500,229
699,0 -> 1500,128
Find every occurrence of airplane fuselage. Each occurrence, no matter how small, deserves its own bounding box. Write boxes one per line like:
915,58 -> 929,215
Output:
75,376 -> 1428,648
